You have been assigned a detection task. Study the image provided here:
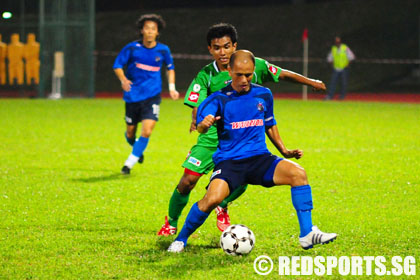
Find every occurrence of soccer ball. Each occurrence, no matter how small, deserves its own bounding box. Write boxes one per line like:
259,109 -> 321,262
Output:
220,224 -> 255,256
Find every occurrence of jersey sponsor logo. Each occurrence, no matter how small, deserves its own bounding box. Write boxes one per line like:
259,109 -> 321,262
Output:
231,119 -> 264,129
269,65 -> 278,75
257,102 -> 265,112
210,169 -> 221,180
188,92 -> 199,103
193,84 -> 201,92
188,156 -> 202,166
135,62 -> 161,72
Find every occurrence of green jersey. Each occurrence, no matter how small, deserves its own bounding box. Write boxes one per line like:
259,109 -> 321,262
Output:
184,57 -> 282,148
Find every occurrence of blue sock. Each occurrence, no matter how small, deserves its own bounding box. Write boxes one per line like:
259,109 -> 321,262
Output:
125,132 -> 135,146
175,203 -> 209,246
132,136 -> 149,157
291,185 -> 313,237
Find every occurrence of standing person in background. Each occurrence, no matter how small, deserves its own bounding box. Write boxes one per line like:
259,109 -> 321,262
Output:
113,14 -> 179,175
325,36 -> 355,100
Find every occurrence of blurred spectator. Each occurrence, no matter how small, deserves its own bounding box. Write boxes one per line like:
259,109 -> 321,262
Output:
325,36 -> 355,100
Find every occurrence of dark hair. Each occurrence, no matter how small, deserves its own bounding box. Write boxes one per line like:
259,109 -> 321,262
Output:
206,23 -> 238,46
136,14 -> 166,31
229,50 -> 255,68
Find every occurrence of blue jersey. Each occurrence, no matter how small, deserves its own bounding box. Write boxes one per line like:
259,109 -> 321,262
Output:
113,41 -> 175,103
197,83 -> 277,164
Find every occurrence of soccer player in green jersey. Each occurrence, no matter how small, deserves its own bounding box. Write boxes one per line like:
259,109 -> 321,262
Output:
158,23 -> 326,236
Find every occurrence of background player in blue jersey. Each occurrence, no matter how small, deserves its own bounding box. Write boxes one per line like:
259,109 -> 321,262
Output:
113,14 -> 179,174
168,50 -> 337,253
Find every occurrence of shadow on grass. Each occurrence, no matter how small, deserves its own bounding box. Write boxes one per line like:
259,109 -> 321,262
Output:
128,239 -> 248,279
70,172 -> 131,183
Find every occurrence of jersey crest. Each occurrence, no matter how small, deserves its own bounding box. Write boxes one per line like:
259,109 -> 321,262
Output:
257,102 -> 265,112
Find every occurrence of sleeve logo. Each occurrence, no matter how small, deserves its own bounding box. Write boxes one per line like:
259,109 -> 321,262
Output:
188,92 -> 199,103
193,84 -> 201,92
269,65 -> 278,75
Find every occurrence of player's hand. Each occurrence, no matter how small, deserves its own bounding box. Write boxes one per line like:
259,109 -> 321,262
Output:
190,121 -> 197,133
311,80 -> 326,92
282,149 -> 303,159
201,114 -> 220,128
121,79 -> 133,92
197,114 -> 221,133
169,90 -> 179,100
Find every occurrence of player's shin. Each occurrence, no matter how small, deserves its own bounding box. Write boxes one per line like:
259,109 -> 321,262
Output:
175,203 -> 209,246
132,136 -> 149,157
218,184 -> 247,208
168,187 -> 190,227
291,185 -> 313,237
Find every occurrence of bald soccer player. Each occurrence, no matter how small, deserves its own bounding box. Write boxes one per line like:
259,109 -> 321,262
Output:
167,50 -> 337,253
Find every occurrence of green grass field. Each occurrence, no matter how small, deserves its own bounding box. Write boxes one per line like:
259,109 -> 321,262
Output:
0,98 -> 419,279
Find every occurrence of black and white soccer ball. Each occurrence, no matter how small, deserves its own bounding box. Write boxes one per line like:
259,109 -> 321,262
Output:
220,224 -> 255,256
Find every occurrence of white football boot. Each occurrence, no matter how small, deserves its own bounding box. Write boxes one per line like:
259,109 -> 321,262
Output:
167,240 -> 185,253
299,226 -> 337,250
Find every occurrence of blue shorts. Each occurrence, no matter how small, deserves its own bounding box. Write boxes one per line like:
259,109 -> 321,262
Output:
210,153 -> 283,192
125,94 -> 161,125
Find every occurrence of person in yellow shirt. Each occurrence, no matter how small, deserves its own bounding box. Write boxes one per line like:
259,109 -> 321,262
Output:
325,36 -> 355,100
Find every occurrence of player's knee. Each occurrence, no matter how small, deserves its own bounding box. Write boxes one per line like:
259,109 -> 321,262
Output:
126,130 -> 135,139
200,196 -> 223,213
177,174 -> 199,194
290,165 -> 308,185
141,130 -> 152,138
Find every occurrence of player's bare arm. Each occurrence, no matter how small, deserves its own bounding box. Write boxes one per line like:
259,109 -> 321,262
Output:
114,68 -> 132,92
279,69 -> 326,92
190,107 -> 198,132
197,115 -> 220,134
265,125 -> 303,159
167,69 -> 179,100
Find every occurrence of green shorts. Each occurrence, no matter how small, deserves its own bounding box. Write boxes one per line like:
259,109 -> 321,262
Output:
182,144 -> 217,175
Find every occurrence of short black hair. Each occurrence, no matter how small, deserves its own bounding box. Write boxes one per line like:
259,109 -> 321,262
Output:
136,14 -> 166,31
206,23 -> 238,46
229,50 -> 255,68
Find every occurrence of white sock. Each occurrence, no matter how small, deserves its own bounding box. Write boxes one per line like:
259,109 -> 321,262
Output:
124,154 -> 139,168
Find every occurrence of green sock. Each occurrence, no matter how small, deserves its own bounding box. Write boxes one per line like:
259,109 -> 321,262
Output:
168,187 -> 190,227
218,184 -> 248,209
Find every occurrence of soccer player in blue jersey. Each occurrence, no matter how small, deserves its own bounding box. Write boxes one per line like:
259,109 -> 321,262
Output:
113,14 -> 179,174
168,50 -> 337,253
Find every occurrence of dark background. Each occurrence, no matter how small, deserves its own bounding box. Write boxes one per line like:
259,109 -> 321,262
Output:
0,0 -> 419,95
95,0 -> 420,93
